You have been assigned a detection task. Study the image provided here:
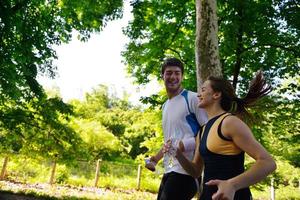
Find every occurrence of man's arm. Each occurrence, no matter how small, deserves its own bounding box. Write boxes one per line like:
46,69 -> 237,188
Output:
145,147 -> 164,172
150,148 -> 164,163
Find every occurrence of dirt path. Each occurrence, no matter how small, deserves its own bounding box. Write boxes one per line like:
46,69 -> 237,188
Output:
0,180 -> 157,200
0,181 -> 117,199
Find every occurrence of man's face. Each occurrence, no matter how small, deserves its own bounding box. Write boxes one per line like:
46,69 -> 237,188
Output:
162,66 -> 183,93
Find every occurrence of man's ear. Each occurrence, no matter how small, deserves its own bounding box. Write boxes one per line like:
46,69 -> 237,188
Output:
212,91 -> 221,100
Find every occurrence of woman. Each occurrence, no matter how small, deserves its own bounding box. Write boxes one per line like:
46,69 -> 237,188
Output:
175,71 -> 276,200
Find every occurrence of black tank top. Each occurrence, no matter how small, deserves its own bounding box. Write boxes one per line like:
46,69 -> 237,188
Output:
199,113 -> 252,200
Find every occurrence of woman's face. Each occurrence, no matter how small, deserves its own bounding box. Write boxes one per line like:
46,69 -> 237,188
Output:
198,80 -> 215,108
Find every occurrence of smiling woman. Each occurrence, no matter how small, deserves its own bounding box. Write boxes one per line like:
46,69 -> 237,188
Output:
176,71 -> 276,200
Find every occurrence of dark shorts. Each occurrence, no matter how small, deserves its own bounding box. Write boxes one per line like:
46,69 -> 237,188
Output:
157,171 -> 197,200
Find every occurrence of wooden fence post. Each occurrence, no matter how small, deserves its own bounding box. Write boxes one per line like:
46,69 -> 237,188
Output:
0,157 -> 9,180
137,164 -> 142,190
94,159 -> 101,187
270,178 -> 275,200
49,160 -> 57,185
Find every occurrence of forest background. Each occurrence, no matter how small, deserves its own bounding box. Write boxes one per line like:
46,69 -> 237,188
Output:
0,0 -> 299,199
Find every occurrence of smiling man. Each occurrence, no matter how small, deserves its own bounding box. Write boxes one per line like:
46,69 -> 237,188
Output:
146,58 -> 207,200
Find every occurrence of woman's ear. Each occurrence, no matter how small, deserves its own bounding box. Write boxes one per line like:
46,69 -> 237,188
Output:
212,91 -> 221,100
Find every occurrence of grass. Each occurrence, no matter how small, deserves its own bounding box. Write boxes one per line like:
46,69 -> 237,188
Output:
1,156 -> 299,200
251,184 -> 300,200
4,156 -> 163,192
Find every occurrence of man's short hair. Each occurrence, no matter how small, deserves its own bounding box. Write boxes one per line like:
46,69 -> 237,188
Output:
161,57 -> 184,75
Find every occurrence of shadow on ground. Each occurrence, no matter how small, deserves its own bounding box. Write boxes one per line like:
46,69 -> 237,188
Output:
0,190 -> 89,200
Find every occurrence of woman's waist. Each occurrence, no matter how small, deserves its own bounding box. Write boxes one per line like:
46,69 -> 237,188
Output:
203,155 -> 244,169
203,166 -> 245,183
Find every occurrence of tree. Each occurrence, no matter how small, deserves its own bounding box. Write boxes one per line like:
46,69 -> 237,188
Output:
122,0 -> 300,171
123,0 -> 198,92
217,0 -> 299,90
0,96 -> 86,163
69,84 -> 162,160
123,0 -> 299,92
0,0 -> 124,158
0,0 -> 123,102
195,0 -> 222,87
71,118 -> 122,160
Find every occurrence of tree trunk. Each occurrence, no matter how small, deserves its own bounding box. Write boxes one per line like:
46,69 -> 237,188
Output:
232,0 -> 245,90
195,0 -> 222,90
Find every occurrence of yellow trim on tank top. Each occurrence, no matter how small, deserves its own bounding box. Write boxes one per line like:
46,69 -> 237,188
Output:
206,113 -> 242,155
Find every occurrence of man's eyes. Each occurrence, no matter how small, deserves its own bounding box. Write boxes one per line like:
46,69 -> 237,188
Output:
166,72 -> 181,75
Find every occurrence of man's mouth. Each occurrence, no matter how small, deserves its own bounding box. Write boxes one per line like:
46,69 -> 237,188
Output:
167,81 -> 178,86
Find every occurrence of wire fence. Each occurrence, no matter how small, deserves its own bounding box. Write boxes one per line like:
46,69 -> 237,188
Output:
0,155 -> 163,192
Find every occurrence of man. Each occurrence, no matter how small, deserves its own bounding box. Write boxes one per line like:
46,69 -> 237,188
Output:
146,58 -> 207,200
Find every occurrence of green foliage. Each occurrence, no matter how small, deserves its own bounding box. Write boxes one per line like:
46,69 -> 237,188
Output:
0,0 -> 123,102
123,0 -> 197,90
217,0 -> 299,91
4,155 -> 50,183
123,1 -> 299,90
0,1 -> 298,198
69,84 -> 162,160
249,96 -> 300,167
123,0 -> 300,171
251,185 -> 300,200
71,119 -> 122,160
56,164 -> 70,184
0,0 -> 124,165
97,109 -> 127,137
0,96 -> 87,163
2,155 -> 300,199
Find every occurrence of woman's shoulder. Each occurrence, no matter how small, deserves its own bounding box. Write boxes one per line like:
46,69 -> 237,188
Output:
222,114 -> 249,135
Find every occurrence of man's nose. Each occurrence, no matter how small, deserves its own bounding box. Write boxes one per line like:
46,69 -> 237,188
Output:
170,73 -> 176,79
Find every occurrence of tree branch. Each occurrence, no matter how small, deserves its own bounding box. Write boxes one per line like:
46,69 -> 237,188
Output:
11,0 -> 30,13
243,43 -> 300,57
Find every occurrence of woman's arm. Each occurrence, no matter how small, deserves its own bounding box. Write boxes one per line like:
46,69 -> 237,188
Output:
206,116 -> 276,199
225,116 -> 276,189
175,133 -> 203,178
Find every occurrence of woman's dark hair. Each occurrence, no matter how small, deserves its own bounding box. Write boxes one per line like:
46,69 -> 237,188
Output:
208,71 -> 271,121
161,57 -> 184,75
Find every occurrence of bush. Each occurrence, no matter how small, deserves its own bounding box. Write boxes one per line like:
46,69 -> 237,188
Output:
56,165 -> 70,184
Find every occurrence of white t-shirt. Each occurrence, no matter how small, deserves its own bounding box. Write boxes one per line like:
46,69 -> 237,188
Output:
162,89 -> 207,175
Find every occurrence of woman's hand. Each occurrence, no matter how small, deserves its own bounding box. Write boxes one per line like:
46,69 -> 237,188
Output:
205,179 -> 236,200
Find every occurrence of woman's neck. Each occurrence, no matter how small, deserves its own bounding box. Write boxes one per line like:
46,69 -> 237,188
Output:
205,105 -> 226,120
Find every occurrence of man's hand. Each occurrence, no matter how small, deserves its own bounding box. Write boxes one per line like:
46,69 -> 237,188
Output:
163,139 -> 172,154
145,156 -> 157,172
